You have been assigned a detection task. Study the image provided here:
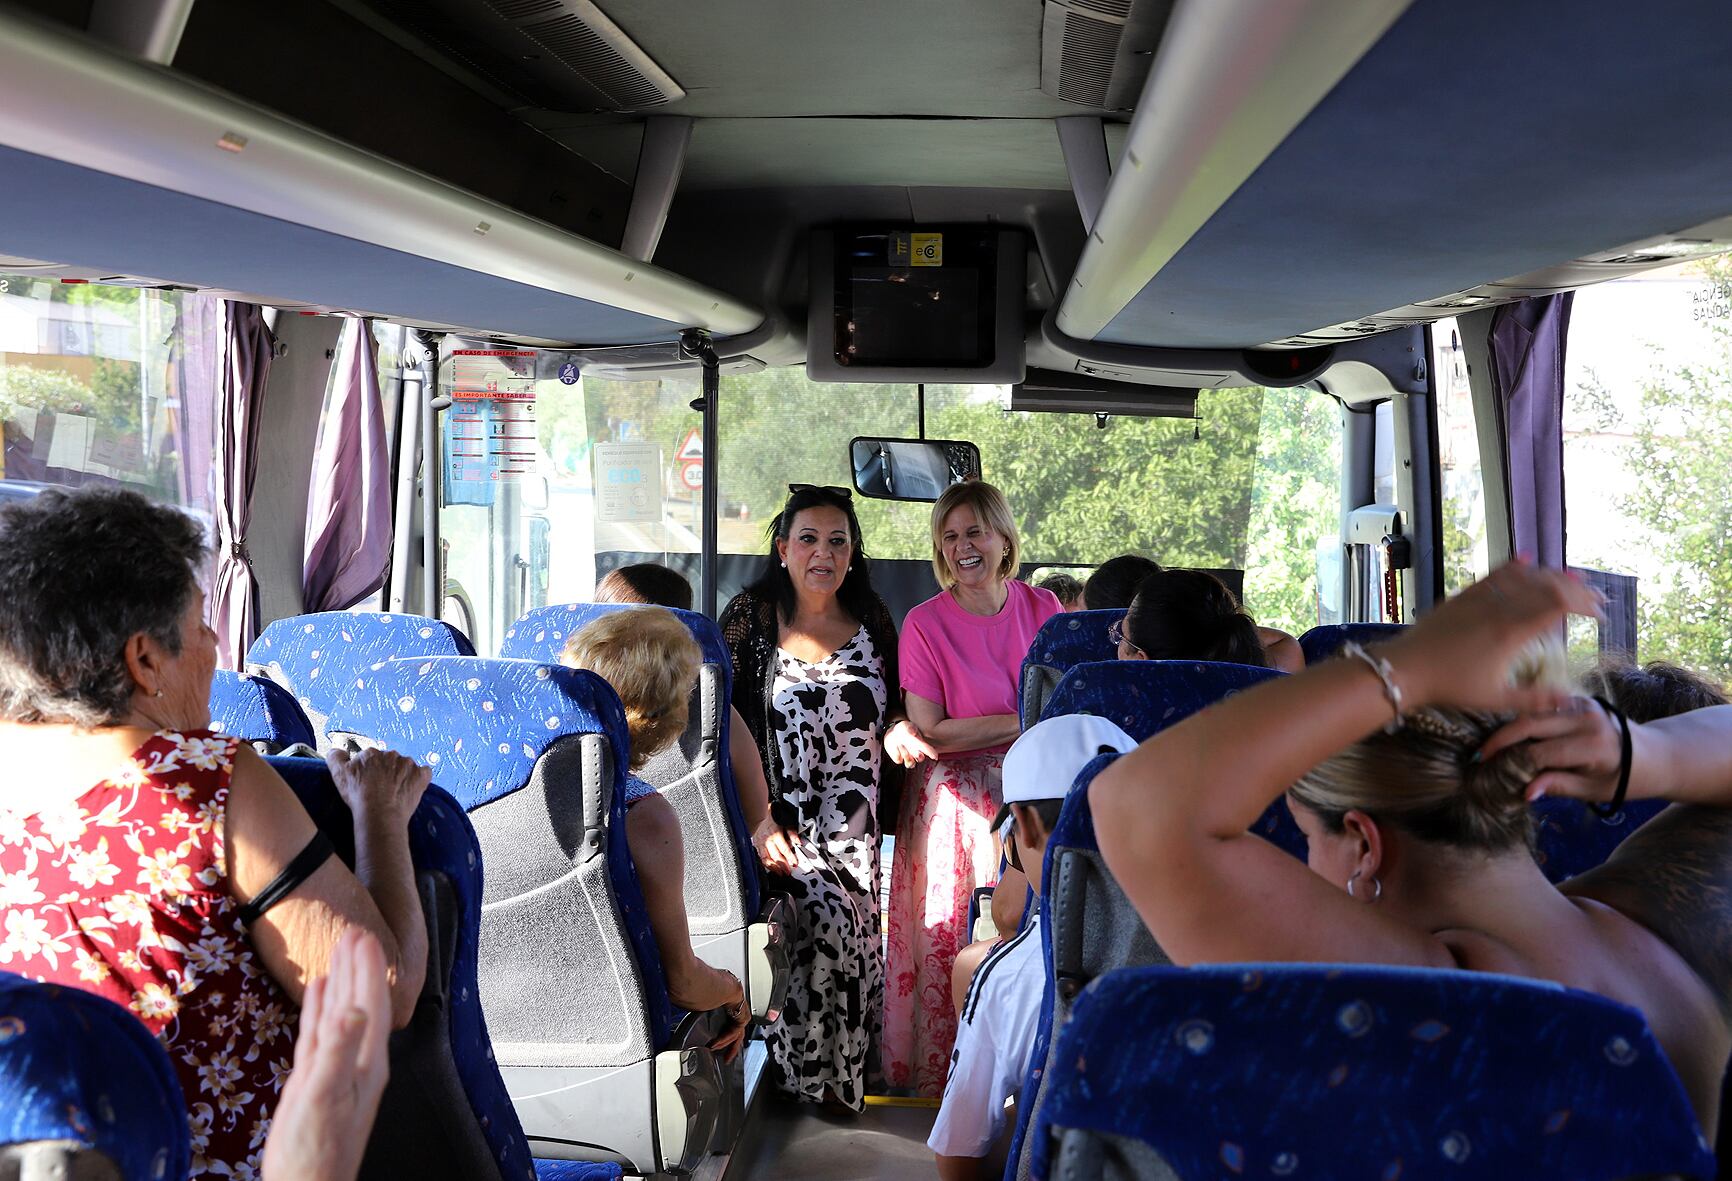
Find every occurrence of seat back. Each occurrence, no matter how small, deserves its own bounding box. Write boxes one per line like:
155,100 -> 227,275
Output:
1297,622 -> 1407,665
208,668 -> 317,753
1018,611 -> 1120,728
1532,797 -> 1668,884
500,602 -> 761,924
0,974 -> 188,1181
1007,659 -> 1295,1180
1032,963 -> 1714,1181
322,657 -> 676,1059
245,612 -> 476,750
266,756 -> 530,1181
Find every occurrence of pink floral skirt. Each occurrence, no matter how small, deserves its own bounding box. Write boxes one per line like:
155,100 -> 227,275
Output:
882,753 -> 1003,1096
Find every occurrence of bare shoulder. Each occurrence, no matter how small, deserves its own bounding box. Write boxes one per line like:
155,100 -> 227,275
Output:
1564,805 -> 1732,1018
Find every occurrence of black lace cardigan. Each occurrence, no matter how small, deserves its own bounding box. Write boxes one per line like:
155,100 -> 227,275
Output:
719,588 -> 906,827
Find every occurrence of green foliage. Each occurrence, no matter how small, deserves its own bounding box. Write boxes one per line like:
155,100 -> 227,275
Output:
1619,257 -> 1732,680
573,369 -> 1343,636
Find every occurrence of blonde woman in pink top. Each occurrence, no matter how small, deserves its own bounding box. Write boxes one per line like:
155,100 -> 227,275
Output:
882,481 -> 1061,1096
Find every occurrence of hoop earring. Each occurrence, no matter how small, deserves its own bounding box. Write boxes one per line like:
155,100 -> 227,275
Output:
1346,870 -> 1382,903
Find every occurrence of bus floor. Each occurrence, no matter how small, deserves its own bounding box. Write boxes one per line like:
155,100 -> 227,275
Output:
683,1042 -> 940,1180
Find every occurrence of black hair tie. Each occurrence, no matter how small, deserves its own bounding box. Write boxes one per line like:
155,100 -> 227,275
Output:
1589,695 -> 1633,819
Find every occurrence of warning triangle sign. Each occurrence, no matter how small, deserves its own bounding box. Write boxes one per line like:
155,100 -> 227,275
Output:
676,428 -> 703,461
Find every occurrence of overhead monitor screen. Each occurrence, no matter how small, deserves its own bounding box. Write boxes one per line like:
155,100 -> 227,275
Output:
833,228 -> 997,369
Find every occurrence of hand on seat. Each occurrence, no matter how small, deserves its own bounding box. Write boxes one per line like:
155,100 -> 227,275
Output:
708,971 -> 750,1064
327,747 -> 431,829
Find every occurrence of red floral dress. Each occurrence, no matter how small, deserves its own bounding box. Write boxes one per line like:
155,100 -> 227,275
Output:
0,730 -> 297,1180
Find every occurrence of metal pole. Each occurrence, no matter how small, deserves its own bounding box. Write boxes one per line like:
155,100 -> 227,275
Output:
681,330 -> 720,619
415,331 -> 444,618
917,382 -> 926,439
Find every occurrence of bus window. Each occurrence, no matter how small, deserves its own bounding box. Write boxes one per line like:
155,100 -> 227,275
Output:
1432,319 -> 1490,597
0,273 -> 218,521
1565,259 -> 1732,680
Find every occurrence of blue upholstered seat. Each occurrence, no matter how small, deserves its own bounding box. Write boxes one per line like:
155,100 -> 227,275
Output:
1018,611 -> 1121,728
1532,797 -> 1668,884
245,612 -> 475,749
1007,660 -> 1295,1180
501,601 -> 760,920
314,657 -> 674,1047
1031,963 -> 1714,1181
266,755 -> 536,1181
1296,621 -> 1407,665
321,657 -> 720,1174
0,973 -> 188,1181
531,1162 -> 623,1181
207,668 -> 317,752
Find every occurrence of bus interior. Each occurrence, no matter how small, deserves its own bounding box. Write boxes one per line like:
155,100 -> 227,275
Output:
3,0 -> 1732,1177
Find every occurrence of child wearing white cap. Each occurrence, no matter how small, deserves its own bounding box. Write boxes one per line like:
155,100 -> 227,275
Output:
928,714 -> 1139,1179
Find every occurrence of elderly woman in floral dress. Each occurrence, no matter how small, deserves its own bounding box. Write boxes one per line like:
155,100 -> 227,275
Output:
0,486 -> 429,1178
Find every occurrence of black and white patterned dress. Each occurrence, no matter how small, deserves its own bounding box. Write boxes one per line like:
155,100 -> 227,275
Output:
765,625 -> 887,1108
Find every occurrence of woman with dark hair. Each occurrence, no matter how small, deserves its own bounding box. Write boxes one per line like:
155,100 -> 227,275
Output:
0,487 -> 429,1178
1113,568 -> 1270,666
719,485 -> 931,1110
1081,553 -> 1161,611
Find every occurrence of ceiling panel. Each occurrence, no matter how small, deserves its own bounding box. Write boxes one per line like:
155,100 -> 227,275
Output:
556,118 -> 1075,192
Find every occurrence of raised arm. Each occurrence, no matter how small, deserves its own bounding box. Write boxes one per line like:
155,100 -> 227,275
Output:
226,745 -> 429,1027
1091,563 -> 1598,968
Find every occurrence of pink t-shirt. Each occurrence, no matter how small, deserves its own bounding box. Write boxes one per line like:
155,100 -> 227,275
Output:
900,580 -> 1062,756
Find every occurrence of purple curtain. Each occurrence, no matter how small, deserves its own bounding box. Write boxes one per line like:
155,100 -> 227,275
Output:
173,294 -> 221,515
302,318 -> 393,611
1489,293 -> 1573,569
209,303 -> 275,669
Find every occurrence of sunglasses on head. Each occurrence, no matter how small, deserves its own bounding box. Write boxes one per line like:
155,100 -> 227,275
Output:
788,483 -> 852,499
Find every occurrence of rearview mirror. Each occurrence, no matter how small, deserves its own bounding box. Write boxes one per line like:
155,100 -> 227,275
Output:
849,437 -> 981,502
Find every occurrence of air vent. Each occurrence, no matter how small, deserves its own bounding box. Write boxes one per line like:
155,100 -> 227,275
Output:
358,0 -> 682,112
1040,0 -> 1174,111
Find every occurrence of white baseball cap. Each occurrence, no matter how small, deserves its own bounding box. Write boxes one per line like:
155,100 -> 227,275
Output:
992,714 -> 1139,832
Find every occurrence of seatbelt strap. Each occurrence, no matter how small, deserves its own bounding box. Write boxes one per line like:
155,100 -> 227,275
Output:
237,831 -> 335,927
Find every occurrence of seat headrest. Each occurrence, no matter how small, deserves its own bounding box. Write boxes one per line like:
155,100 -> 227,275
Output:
1042,660 -> 1284,738
1024,610 -> 1121,671
0,974 -> 190,1180
246,611 -> 476,676
207,668 -> 317,749
1297,623 -> 1407,666
322,656 -> 629,809
501,602 -> 730,684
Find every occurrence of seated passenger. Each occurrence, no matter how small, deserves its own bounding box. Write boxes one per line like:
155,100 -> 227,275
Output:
1584,657 -> 1727,722
1081,553 -> 1160,611
930,715 -> 1137,1180
1092,562 -> 1732,1133
596,562 -> 695,612
1035,572 -> 1084,612
1114,567 -> 1303,671
593,562 -> 775,848
0,487 -> 430,1179
560,609 -> 749,1059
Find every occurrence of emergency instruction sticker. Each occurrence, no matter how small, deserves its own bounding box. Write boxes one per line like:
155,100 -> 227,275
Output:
451,348 -> 536,400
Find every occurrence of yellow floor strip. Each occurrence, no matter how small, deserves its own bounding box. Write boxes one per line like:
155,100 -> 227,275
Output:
863,1095 -> 941,1109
